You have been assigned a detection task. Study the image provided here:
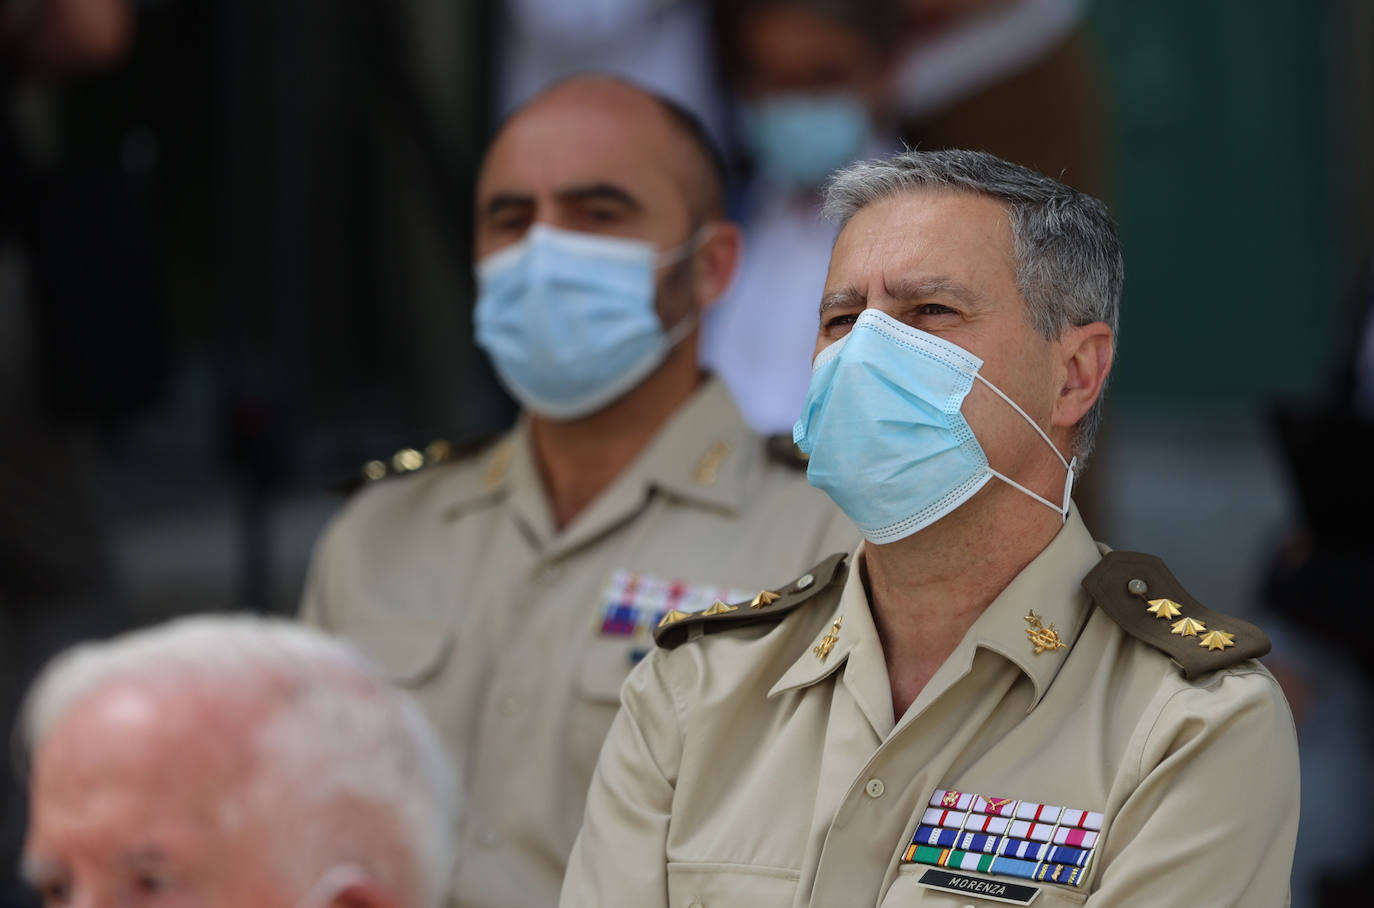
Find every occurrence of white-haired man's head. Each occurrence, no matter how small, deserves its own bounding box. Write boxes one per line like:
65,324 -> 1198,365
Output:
17,614 -> 458,908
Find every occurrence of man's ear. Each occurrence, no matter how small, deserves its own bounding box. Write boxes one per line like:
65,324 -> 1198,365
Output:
692,221 -> 742,310
329,881 -> 400,908
1050,321 -> 1114,431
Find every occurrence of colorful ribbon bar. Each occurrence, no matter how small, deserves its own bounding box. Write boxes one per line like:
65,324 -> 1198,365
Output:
905,788 -> 1103,888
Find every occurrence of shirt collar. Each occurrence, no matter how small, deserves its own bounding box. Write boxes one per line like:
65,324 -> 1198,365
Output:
957,506 -> 1102,708
767,507 -> 1102,712
440,377 -> 757,553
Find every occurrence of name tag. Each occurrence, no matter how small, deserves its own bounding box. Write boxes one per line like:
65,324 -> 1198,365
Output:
915,869 -> 1040,905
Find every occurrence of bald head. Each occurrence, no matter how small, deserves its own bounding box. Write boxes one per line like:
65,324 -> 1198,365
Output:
475,76 -> 727,260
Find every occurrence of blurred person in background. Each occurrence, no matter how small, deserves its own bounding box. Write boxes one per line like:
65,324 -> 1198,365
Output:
894,0 -> 1107,196
1,2 -> 150,904
702,0 -> 904,435
496,0 -> 726,143
1262,255 -> 1374,907
18,614 -> 457,908
302,75 -> 855,908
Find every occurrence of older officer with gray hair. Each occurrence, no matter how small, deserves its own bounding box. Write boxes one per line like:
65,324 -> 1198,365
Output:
19,615 -> 457,908
560,149 -> 1299,907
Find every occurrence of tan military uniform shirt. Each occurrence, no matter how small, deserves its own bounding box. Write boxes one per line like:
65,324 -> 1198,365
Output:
561,509 -> 1300,908
301,378 -> 856,908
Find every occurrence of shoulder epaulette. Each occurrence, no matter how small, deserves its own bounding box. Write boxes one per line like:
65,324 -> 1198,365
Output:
334,434 -> 496,494
654,552 -> 847,650
765,434 -> 811,471
1082,551 -> 1270,680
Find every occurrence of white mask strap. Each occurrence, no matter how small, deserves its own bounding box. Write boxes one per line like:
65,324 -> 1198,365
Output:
972,373 -> 1076,523
656,223 -> 717,268
663,308 -> 698,347
973,373 -> 1071,471
987,461 -> 1075,522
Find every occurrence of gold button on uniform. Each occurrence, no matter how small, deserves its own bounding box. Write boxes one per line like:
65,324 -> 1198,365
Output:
865,778 -> 885,798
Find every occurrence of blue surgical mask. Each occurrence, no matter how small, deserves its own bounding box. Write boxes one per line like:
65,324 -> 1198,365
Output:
474,224 -> 701,420
740,92 -> 870,188
793,309 -> 1075,543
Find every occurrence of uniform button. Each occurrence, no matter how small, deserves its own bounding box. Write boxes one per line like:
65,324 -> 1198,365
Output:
795,573 -> 815,591
688,903 -> 704,908
500,694 -> 523,716
477,830 -> 502,848
865,778 -> 885,798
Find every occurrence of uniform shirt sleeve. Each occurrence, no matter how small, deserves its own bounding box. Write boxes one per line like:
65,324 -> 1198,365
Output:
1089,667 -> 1299,907
559,647 -> 687,908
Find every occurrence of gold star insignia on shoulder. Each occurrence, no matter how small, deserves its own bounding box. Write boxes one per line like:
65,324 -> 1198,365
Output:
701,600 -> 738,616
813,616 -> 842,661
1199,629 -> 1235,651
1146,597 -> 1183,619
1024,610 -> 1068,655
657,608 -> 693,628
1171,616 -> 1206,637
749,590 -> 781,609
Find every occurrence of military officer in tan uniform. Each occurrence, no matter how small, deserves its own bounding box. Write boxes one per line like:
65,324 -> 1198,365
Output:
561,150 -> 1300,907
300,75 -> 855,908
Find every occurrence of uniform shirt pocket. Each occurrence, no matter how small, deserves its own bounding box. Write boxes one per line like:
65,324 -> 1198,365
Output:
666,862 -> 799,908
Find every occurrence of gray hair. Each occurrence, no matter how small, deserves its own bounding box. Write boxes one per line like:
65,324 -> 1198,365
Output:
823,149 -> 1123,467
19,614 -> 458,908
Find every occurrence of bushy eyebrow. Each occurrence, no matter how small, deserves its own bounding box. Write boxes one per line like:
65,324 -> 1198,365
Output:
887,275 -> 983,308
480,182 -> 642,223
817,286 -> 866,317
480,192 -> 533,221
818,275 -> 984,318
557,182 -> 642,210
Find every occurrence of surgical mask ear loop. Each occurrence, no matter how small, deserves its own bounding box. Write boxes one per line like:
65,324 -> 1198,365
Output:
654,223 -> 718,269
653,223 -> 719,347
972,373 -> 1076,522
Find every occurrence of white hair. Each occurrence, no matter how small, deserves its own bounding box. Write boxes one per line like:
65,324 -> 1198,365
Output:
19,614 -> 458,908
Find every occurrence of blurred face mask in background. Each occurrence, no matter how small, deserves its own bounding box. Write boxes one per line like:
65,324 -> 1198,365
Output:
741,93 -> 870,188
474,223 -> 704,420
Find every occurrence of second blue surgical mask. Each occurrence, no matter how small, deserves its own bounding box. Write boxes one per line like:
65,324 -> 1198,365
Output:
474,224 -> 701,420
741,93 -> 870,188
794,309 -> 1075,543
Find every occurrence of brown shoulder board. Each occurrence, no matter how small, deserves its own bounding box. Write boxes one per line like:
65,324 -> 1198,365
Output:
334,435 -> 496,494
1082,551 -> 1270,680
654,552 -> 848,650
